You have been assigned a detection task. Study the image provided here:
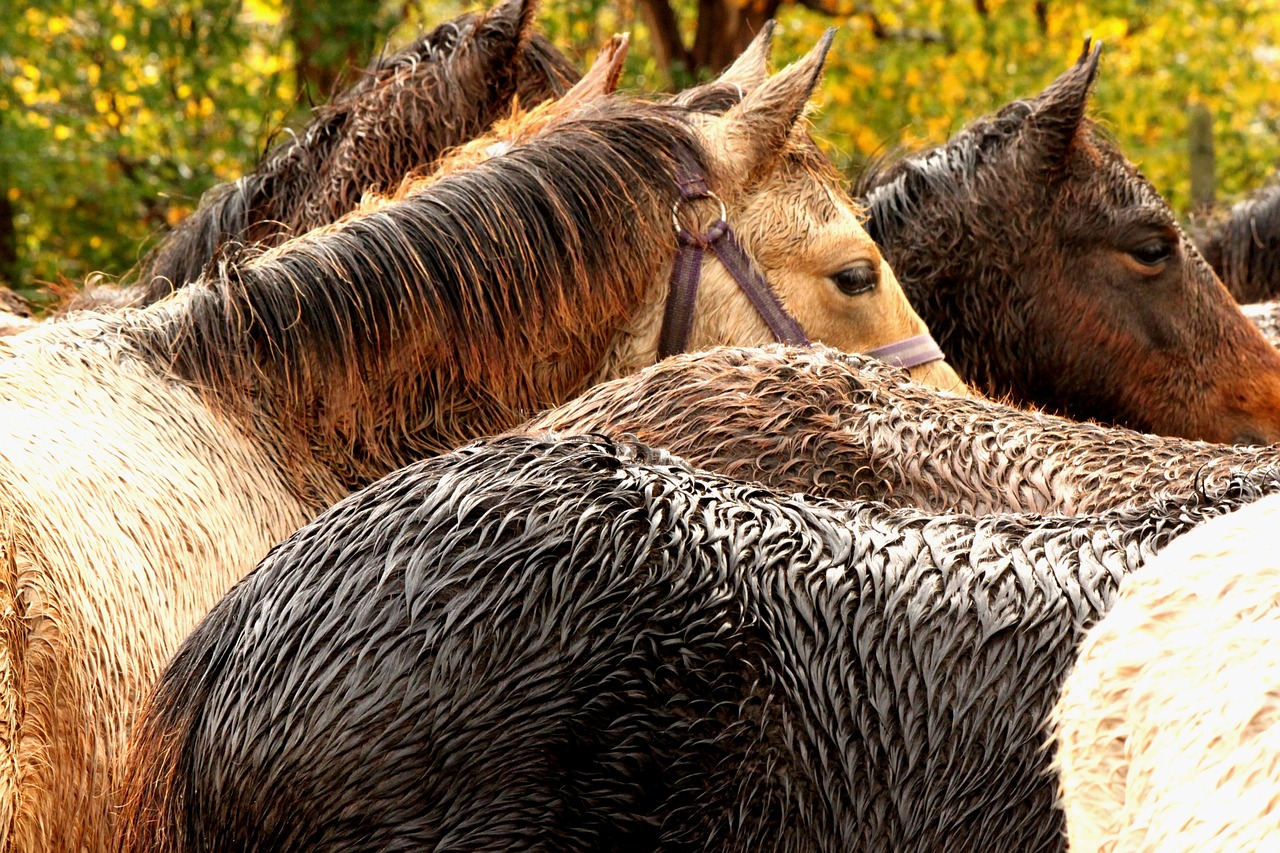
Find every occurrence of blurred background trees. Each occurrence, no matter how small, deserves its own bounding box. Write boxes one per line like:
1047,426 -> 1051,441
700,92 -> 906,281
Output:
2,0 -> 1278,303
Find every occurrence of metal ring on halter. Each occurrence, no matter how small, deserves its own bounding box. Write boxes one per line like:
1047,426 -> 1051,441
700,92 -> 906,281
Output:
671,191 -> 728,235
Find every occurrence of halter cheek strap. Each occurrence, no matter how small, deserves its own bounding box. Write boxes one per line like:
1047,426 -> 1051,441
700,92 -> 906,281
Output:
657,166 -> 946,371
659,171 -> 809,360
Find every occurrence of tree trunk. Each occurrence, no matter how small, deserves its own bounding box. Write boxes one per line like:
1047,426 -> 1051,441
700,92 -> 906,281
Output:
1188,103 -> 1216,211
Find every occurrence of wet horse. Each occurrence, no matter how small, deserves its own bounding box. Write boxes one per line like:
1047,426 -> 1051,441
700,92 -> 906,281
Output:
1194,180 -> 1280,304
67,0 -> 579,310
521,344 -> 1280,516
856,42 -> 1280,445
1054,492 -> 1280,852
114,433 -> 1279,852
0,31 -> 955,850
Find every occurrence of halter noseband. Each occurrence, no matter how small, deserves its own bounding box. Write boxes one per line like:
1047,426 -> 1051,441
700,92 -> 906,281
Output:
657,166 -> 946,371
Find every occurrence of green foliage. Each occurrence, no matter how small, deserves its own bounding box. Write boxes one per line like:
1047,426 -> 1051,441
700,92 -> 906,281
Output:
0,0 -> 296,301
2,0 -> 1278,301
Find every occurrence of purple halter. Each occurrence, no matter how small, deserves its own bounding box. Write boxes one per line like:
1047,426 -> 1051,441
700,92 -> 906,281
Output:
657,168 -> 945,371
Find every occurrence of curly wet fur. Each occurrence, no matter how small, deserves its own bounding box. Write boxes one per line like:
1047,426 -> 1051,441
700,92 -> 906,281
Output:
855,43 -> 1280,444
1054,492 -> 1280,852
1194,181 -> 1280,304
115,433 -> 1280,852
70,0 -> 578,308
521,344 -> 1280,515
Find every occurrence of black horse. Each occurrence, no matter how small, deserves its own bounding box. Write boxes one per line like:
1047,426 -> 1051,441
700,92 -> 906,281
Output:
117,434 -> 1277,852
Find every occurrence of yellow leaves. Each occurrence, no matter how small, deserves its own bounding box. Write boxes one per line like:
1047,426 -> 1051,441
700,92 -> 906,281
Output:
110,33 -> 126,51
87,64 -> 101,87
47,16 -> 68,36
53,125 -> 71,141
852,125 -> 882,155
89,235 -> 102,249
164,205 -> 191,227
176,84 -> 192,99
6,189 -> 19,203
94,94 -> 112,114
1089,17 -> 1129,43
22,64 -> 40,82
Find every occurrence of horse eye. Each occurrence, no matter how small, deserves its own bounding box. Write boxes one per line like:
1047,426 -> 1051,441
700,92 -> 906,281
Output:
1129,241 -> 1173,267
832,262 -> 879,296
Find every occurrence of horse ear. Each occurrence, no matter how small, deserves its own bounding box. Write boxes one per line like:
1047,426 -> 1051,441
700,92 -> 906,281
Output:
1023,38 -> 1102,164
711,28 -> 834,181
473,0 -> 539,49
716,20 -> 776,95
557,33 -> 629,109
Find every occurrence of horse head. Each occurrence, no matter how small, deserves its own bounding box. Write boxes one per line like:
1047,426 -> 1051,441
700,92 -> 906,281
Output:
608,26 -> 966,393
862,41 -> 1280,444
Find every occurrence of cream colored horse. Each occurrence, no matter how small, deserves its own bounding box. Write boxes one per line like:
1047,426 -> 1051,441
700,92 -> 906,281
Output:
0,28 -> 960,851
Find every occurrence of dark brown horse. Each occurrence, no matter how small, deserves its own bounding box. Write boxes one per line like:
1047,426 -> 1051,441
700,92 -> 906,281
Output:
1194,180 -> 1280,304
856,42 -> 1280,445
67,0 -> 578,310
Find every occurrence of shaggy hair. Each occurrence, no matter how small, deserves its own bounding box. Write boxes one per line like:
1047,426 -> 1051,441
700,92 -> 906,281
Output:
1054,491 -> 1280,852
520,344 -> 1280,515
116,434 -> 1280,852
854,42 -> 1280,444
72,0 -> 579,308
1194,181 -> 1280,304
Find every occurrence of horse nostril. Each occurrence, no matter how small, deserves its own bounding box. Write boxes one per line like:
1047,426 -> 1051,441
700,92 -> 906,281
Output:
1233,433 -> 1268,446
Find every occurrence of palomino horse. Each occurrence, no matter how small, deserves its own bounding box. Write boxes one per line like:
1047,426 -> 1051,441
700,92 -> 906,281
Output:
0,29 -> 955,850
856,41 -> 1280,445
114,433 -> 1279,852
67,0 -> 579,310
1054,491 -> 1280,852
1195,180 -> 1280,304
520,344 -> 1280,515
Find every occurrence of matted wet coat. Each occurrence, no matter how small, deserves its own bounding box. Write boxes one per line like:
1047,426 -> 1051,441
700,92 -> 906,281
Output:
116,434 -> 1279,852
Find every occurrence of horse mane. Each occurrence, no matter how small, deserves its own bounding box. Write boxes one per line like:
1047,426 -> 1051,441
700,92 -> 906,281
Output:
1195,180 -> 1280,303
854,97 -> 1051,237
126,98 -> 710,485
114,7 -> 579,305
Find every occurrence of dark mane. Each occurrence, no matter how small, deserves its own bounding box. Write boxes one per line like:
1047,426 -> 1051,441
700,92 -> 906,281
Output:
854,98 -> 1044,238
1194,180 -> 1280,303
114,4 -> 579,305
127,99 -> 708,487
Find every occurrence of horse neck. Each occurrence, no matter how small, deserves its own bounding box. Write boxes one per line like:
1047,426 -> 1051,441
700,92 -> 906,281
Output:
130,150 -> 684,494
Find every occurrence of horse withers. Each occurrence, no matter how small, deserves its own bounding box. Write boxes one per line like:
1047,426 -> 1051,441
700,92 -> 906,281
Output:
0,24 -> 954,851
858,41 -> 1280,445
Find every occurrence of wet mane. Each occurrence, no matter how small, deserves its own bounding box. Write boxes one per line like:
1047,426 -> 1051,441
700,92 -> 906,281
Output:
855,98 -> 1093,236
127,98 -> 709,483
1195,180 -> 1280,303
118,8 -> 579,303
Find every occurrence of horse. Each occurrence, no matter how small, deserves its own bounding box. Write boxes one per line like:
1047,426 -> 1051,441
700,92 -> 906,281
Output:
1194,180 -> 1280,304
1244,300 -> 1280,349
855,41 -> 1280,445
1053,492 -> 1280,852
519,344 -> 1279,516
113,433 -> 1280,852
65,0 -> 580,311
0,28 -> 957,850
0,289 -> 34,336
